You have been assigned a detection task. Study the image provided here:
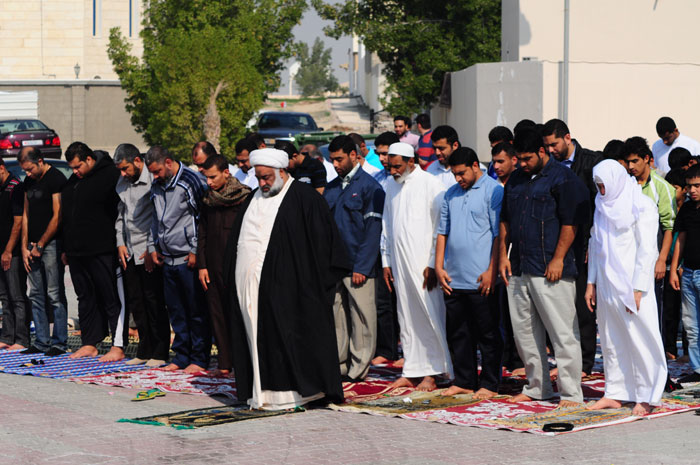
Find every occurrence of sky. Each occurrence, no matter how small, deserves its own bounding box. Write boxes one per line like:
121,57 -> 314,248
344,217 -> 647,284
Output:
275,2 -> 352,95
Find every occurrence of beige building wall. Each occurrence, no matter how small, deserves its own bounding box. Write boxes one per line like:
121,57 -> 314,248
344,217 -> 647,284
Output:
0,0 -> 143,81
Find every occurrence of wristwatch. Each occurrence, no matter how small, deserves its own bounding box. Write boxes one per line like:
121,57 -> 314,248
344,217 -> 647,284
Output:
35,244 -> 44,253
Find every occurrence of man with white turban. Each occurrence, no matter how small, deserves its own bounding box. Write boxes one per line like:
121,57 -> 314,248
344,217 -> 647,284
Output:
585,160 -> 667,415
381,142 -> 453,391
224,148 -> 350,410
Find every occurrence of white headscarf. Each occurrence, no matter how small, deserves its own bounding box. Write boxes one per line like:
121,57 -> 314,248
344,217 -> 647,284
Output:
591,159 -> 645,311
250,148 -> 289,169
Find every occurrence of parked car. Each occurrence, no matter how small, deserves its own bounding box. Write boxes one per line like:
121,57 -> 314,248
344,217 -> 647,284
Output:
0,119 -> 62,159
4,159 -> 72,181
255,111 -> 322,143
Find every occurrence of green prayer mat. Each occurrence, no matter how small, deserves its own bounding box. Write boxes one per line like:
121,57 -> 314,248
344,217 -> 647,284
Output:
118,404 -> 303,429
331,390 -> 492,415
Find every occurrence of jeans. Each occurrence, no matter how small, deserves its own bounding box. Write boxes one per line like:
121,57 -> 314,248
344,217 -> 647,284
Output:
0,256 -> 30,347
27,241 -> 67,351
681,267 -> 700,374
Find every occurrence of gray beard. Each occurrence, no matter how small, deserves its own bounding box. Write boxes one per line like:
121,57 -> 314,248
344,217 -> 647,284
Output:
261,173 -> 284,198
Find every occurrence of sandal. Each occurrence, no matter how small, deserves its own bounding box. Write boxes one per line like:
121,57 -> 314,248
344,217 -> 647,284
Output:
131,389 -> 165,402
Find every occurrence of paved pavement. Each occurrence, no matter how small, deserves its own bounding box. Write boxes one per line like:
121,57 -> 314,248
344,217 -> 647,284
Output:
1,371 -> 698,464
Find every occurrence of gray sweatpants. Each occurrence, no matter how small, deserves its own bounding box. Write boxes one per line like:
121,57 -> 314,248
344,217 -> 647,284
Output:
507,274 -> 583,403
334,276 -> 377,380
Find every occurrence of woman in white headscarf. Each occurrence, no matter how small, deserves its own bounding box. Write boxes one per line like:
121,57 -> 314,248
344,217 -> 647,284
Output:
585,160 -> 667,415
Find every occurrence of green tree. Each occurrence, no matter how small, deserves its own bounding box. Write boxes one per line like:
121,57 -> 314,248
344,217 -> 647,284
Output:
108,0 -> 306,159
312,0 -> 501,115
294,38 -> 340,96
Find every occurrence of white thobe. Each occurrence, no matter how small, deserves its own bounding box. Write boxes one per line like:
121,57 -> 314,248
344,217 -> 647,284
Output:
588,195 -> 667,405
234,167 -> 259,190
234,177 -> 323,410
381,168 -> 453,379
651,133 -> 700,176
360,159 -> 380,176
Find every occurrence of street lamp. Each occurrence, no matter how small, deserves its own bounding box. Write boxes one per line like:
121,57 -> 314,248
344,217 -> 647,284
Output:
74,62 -> 81,79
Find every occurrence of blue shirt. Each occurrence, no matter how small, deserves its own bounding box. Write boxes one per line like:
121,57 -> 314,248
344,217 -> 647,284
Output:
438,175 -> 503,290
365,149 -> 383,170
372,169 -> 392,190
324,166 -> 385,277
501,157 -> 589,278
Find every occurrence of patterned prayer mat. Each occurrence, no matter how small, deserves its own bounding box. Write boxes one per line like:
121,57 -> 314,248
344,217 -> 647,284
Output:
333,389 -> 497,415
0,350 -> 148,379
117,404 -> 301,429
73,369 -> 238,398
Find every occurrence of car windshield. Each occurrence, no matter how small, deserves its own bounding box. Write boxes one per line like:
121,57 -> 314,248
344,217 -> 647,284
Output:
258,114 -> 316,130
0,120 -> 49,133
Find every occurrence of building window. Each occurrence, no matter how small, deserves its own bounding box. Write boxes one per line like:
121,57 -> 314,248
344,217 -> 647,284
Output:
92,0 -> 102,37
129,0 -> 132,37
92,0 -> 96,36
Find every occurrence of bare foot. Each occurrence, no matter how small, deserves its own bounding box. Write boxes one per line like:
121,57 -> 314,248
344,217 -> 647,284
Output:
549,367 -> 559,379
208,368 -> 231,377
441,385 -> 474,396
183,363 -> 206,374
511,367 -> 526,377
631,402 -> 653,416
666,352 -> 677,360
0,342 -> 10,349
8,344 -> 25,350
128,328 -> 139,338
474,388 -> 498,400
587,397 -> 623,410
69,345 -> 98,359
581,371 -> 589,379
98,346 -> 125,362
388,376 -> 415,390
393,358 -> 405,368
558,399 -> 583,409
162,363 -> 181,371
371,356 -> 390,365
508,393 -> 533,403
416,376 -> 437,392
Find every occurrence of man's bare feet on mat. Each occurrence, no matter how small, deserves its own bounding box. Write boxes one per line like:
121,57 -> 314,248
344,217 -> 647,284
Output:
389,376 -> 415,389
508,393 -> 533,403
474,388 -> 497,400
549,367 -> 558,379
587,397 -> 623,410
632,402 -> 652,416
99,346 -> 125,362
371,356 -> 390,365
209,368 -> 231,377
0,342 -> 10,349
511,367 -> 526,376
69,345 -> 98,358
558,399 -> 582,409
184,363 -> 206,374
416,376 -> 437,391
163,363 -> 180,371
8,344 -> 26,350
441,385 -> 474,396
394,358 -> 405,368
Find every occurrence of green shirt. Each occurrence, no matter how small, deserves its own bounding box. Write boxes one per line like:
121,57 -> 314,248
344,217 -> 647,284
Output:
641,169 -> 677,231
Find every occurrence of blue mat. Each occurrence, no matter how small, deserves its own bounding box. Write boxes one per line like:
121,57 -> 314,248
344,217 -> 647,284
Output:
0,350 -> 149,379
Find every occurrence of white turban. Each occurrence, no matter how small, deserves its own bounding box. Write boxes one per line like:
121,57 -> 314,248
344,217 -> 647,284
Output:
250,148 -> 289,169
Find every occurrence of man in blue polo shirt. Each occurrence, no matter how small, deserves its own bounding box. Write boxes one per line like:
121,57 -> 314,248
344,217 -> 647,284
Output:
435,147 -> 504,398
324,135 -> 385,381
499,128 -> 589,408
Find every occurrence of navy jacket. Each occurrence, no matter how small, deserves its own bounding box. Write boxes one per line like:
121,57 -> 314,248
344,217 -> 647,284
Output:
324,166 -> 385,278
501,157 -> 589,279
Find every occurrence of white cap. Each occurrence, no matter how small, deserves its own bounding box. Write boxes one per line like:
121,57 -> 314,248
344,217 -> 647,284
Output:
250,148 -> 289,169
388,142 -> 415,158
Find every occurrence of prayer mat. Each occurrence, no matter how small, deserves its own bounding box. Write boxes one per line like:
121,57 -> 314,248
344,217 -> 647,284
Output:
332,389 -> 497,416
118,404 -> 301,429
73,369 -> 238,398
0,350 -> 148,379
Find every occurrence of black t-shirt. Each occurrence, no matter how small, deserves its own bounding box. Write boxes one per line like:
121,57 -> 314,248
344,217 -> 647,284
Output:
291,156 -> 327,189
24,166 -> 67,243
0,175 -> 25,255
674,200 -> 700,270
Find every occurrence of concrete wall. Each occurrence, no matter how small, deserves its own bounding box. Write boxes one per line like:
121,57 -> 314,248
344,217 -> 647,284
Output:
348,36 -> 386,112
0,0 -> 143,81
0,82 -> 147,154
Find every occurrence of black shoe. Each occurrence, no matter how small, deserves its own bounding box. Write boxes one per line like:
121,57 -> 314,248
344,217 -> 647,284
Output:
45,347 -> 66,357
679,372 -> 700,384
20,345 -> 45,355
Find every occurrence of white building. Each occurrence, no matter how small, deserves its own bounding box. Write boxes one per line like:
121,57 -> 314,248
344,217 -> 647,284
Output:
347,35 -> 387,113
432,0 -> 700,159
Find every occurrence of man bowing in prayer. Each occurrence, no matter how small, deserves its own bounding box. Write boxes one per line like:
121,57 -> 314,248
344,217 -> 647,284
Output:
382,142 -> 453,391
224,148 -> 350,410
585,160 -> 667,415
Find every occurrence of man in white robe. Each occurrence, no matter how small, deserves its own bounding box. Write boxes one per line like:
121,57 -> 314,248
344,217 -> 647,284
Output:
381,142 -> 453,390
226,148 -> 349,410
585,160 -> 668,415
